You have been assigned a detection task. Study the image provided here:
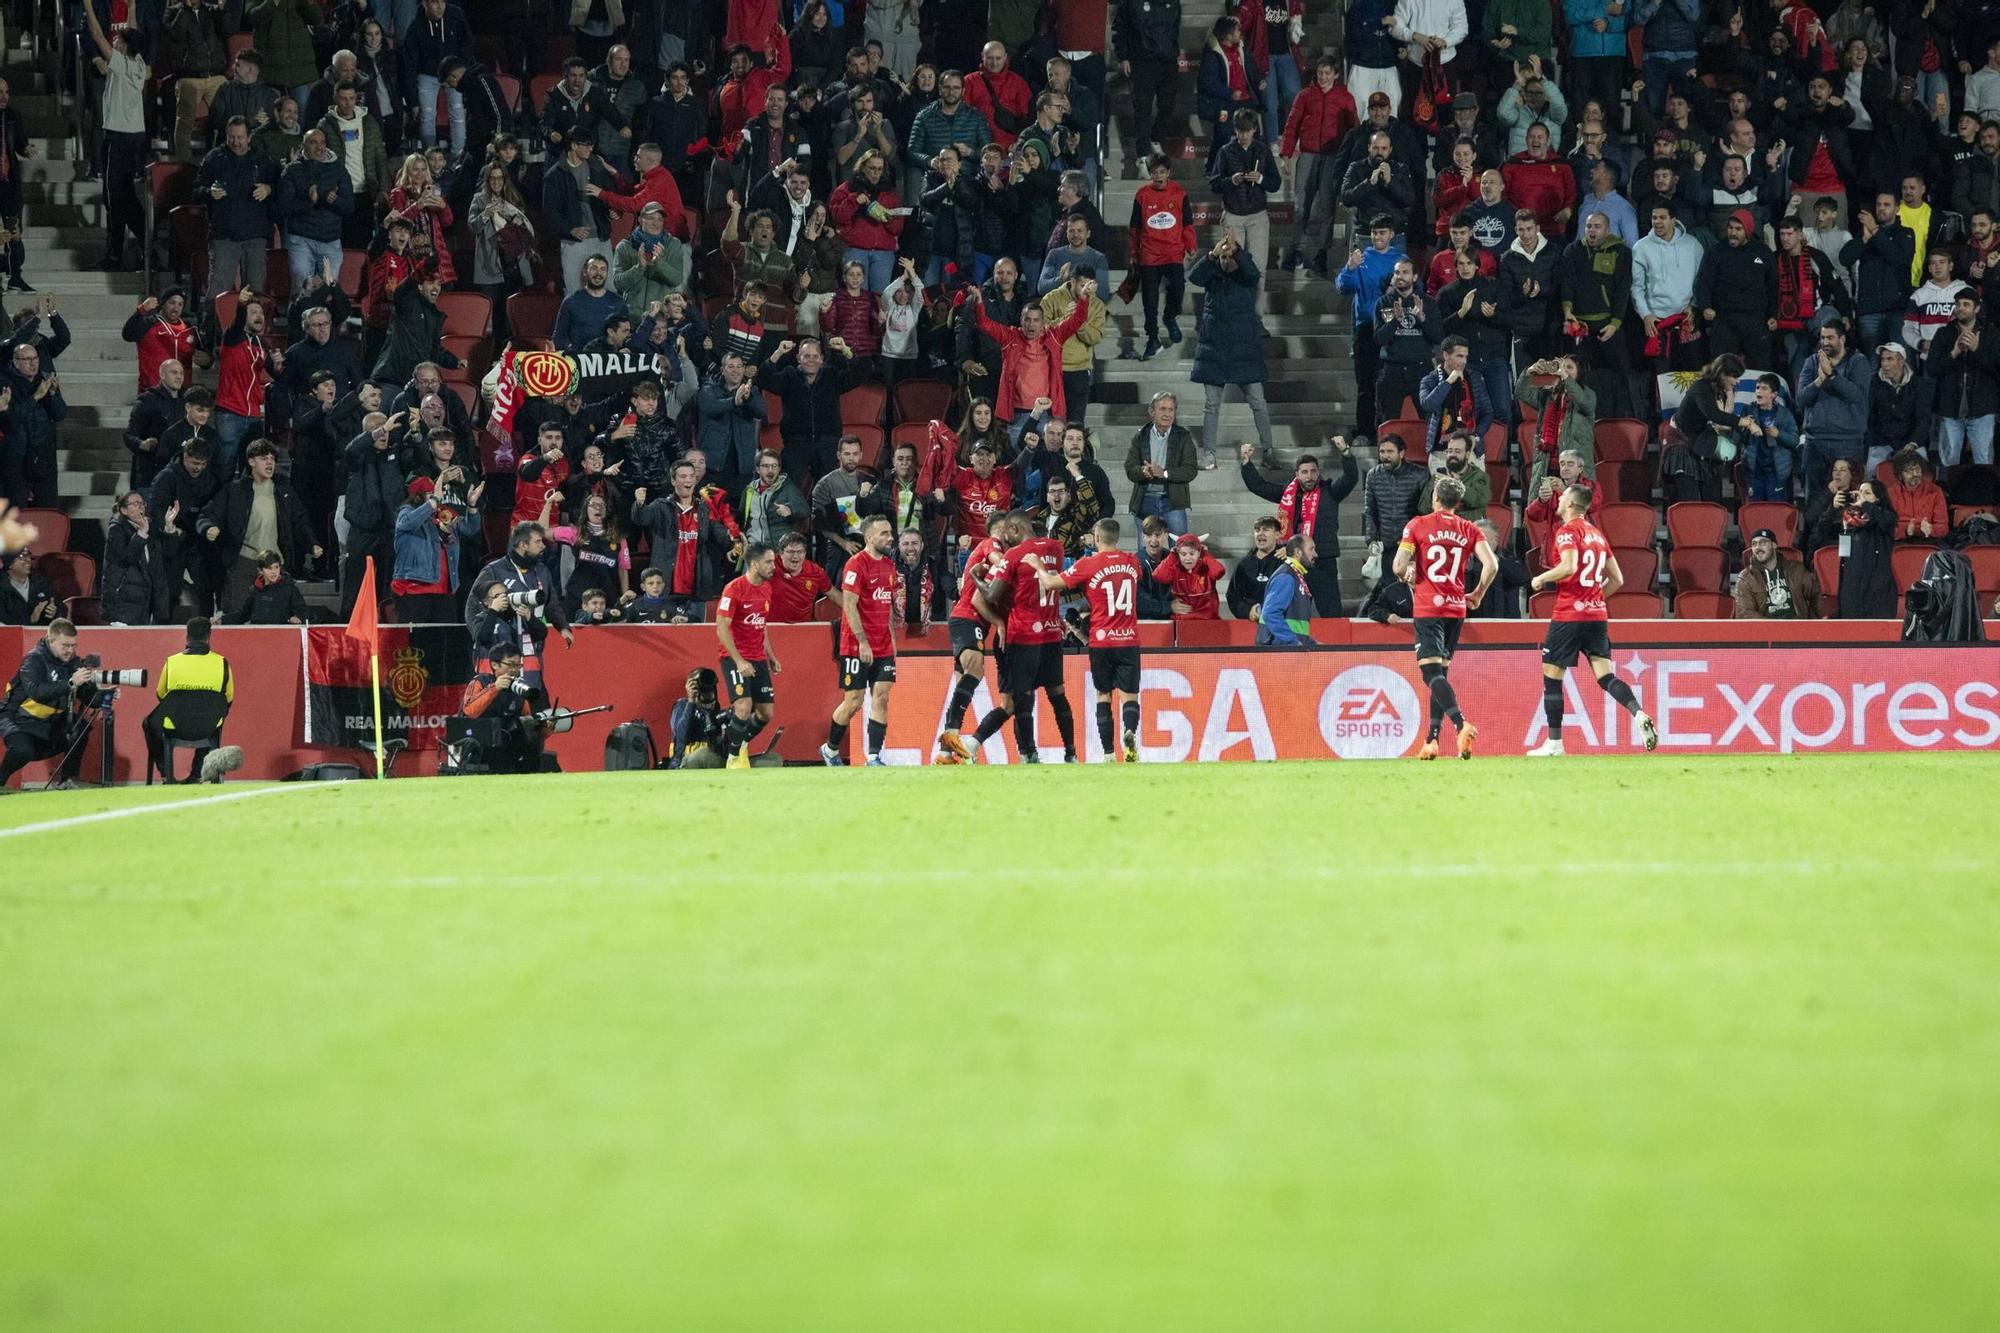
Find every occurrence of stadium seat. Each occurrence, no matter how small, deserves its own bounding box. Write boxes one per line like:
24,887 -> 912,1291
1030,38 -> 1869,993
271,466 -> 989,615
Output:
893,378 -> 955,426
1484,460 -> 1511,503
168,206 -> 209,296
444,381 -> 479,423
762,299 -> 794,333
1376,418 -> 1427,461
149,160 -> 196,213
1812,545 -> 1841,612
1673,590 -> 1733,618
1594,418 -> 1650,463
1598,502 -> 1658,550
1965,546 -> 2000,588
437,293 -> 493,338
35,553 -> 95,605
890,422 -> 930,455
494,74 -> 522,117
441,336 -> 490,382
1669,546 -> 1727,592
1953,505 -> 1997,529
842,384 -> 889,429
700,294 -> 728,324
1608,591 -> 1666,618
1612,546 -> 1659,589
338,248 -> 368,298
1528,589 -> 1556,618
1890,544 -> 1936,591
761,391 -> 784,427
64,595 -> 103,626
608,211 -> 635,247
259,249 -> 291,304
758,422 -> 784,456
683,208 -> 702,247
850,425 -> 887,471
1481,423 -> 1510,465
1737,501 -> 1801,547
212,291 -> 278,333
226,33 -> 253,65
505,291 -> 561,345
1483,504 -> 1513,548
1665,501 -> 1729,549
1592,465 -> 1625,504
15,509 -> 69,553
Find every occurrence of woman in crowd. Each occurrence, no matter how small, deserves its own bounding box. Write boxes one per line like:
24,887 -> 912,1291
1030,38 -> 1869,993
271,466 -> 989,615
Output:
469,161 -> 535,345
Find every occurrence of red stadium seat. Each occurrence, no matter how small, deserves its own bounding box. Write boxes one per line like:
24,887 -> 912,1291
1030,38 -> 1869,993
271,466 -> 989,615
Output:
1598,502 -> 1658,550
225,33 -> 254,65
260,249 -> 291,304
444,381 -> 479,422
1891,543 -> 1937,590
1953,504 -> 1997,528
440,336 -> 490,384
1594,417 -> 1649,461
1483,504 -> 1513,548
761,391 -> 784,427
890,422 -> 930,454
1608,591 -> 1666,618
758,422 -> 784,456
850,425 -> 887,470
893,378 -> 955,426
1612,545 -> 1659,589
842,384 -> 888,429
1377,419 -> 1427,462
505,291 -> 561,346
1484,460 -> 1511,503
1481,422 -> 1510,464
1528,589 -> 1556,618
1674,590 -> 1734,618
35,553 -> 95,605
64,595 -> 103,626
494,74 -> 522,117
1812,546 -> 1841,612
1737,501 -> 1801,547
528,74 -> 562,116
1668,546 -> 1726,592
683,208 -> 702,247
1965,546 -> 2000,588
338,248 -> 368,298
436,292 -> 493,337
168,205 -> 209,297
608,210 -> 635,247
15,509 -> 69,552
1665,501 -> 1729,549
212,290 -> 278,333
149,160 -> 196,212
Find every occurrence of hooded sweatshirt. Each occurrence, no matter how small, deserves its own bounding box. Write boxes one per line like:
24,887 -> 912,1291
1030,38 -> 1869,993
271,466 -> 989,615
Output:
1631,219 -> 1704,318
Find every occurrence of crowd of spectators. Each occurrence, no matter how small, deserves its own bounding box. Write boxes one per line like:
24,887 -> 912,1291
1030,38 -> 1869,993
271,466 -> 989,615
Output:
2,0 -> 1997,644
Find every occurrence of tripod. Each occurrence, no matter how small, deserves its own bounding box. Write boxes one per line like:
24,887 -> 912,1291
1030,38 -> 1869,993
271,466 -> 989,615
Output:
41,691 -> 113,790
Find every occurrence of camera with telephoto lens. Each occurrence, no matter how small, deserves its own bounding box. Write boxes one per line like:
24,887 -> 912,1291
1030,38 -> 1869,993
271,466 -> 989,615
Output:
508,677 -> 531,696
77,655 -> 146,689
508,589 -> 545,611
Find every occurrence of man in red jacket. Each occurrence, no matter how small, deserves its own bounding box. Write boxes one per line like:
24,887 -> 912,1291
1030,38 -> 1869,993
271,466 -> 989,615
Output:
967,279 -> 1097,439
1887,451 -> 1949,540
1501,123 -> 1578,239
965,41 -> 1033,149
715,27 -> 792,146
1279,57 -> 1357,272
121,289 -> 200,393
1127,153 -> 1197,359
595,142 -> 690,241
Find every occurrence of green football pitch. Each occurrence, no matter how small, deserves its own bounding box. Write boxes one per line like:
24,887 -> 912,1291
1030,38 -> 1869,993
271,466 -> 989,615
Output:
3,755 -> 1997,1331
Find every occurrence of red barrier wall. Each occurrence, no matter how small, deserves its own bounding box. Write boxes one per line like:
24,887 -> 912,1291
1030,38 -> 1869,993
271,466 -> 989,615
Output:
3,620 -> 1991,781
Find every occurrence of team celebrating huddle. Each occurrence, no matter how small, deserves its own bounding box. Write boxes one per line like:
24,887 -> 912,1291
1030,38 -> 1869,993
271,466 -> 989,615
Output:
713,473 -> 1658,763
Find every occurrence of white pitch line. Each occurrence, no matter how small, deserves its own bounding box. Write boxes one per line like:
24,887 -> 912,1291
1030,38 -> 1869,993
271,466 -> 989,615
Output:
0,783 -> 317,841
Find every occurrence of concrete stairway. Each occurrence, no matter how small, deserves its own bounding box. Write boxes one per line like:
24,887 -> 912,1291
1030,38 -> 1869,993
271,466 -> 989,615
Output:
1085,1 -> 1387,597
9,43 -> 143,563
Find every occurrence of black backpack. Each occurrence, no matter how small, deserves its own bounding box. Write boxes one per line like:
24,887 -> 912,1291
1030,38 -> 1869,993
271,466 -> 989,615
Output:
604,720 -> 659,771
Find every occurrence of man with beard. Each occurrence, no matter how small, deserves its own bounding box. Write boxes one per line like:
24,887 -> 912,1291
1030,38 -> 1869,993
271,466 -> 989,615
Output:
124,358 -> 187,492
1240,435 -> 1358,615
1696,209 -> 1778,368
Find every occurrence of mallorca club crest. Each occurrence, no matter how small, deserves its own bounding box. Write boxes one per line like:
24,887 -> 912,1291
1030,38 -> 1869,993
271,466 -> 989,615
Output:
515,349 -> 578,398
387,647 -> 431,710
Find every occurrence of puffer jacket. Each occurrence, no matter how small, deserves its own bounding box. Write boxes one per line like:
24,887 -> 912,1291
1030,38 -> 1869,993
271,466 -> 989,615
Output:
1192,253 -> 1267,385
246,0 -> 321,90
1114,0 -> 1183,64
1565,0 -> 1627,59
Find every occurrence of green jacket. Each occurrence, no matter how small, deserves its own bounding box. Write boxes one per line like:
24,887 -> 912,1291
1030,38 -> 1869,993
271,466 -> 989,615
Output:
245,0 -> 322,90
1482,0 -> 1554,67
613,232 -> 689,311
1419,461 -> 1492,514
1516,370 -> 1598,490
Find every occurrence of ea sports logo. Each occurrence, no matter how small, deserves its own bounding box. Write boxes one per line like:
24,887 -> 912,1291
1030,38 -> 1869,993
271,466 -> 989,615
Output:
1318,665 -> 1422,759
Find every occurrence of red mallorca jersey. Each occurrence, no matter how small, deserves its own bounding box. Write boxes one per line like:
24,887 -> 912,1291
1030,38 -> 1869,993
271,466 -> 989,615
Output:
1061,548 -> 1144,646
1552,519 -> 1612,622
767,559 -> 831,620
716,575 -> 772,662
1398,510 -> 1483,618
949,466 -> 1013,541
952,535 -> 1005,620
994,536 -> 1066,645
838,550 -> 898,657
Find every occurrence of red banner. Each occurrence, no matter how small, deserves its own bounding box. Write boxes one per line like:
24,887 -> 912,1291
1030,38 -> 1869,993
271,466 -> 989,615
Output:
874,647 -> 2000,762
303,626 -> 477,752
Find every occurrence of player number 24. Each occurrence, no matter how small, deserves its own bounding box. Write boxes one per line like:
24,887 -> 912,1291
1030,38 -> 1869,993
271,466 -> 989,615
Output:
1578,548 -> 1607,588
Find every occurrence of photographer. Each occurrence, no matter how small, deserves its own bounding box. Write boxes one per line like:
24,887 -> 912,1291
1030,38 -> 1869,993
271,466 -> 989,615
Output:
0,618 -> 96,790
456,644 -> 553,775
466,522 -> 573,681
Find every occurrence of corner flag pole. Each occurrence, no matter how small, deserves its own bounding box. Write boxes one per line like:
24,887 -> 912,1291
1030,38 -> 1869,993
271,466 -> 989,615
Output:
370,648 -> 386,780
344,561 -> 386,779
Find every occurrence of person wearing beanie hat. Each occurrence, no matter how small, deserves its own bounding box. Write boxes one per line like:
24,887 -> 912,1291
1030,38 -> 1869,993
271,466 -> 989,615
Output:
1695,207 -> 1779,368
1867,341 -> 1931,475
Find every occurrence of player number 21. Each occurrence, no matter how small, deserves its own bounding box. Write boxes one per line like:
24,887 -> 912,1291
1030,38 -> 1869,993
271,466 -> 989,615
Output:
1424,545 -> 1464,585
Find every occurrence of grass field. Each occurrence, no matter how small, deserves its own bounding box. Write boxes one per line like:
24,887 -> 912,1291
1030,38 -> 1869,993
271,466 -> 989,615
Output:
3,755 -> 1998,1331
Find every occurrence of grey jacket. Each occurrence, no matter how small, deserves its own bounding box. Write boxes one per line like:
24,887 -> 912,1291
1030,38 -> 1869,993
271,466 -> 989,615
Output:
1362,459 -> 1426,543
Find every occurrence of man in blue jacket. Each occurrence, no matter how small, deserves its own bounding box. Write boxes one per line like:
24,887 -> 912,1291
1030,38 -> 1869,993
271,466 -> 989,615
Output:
1255,537 -> 1316,645
1334,216 -> 1405,440
196,117 -> 278,302
277,129 -> 352,290
1796,318 -> 1873,494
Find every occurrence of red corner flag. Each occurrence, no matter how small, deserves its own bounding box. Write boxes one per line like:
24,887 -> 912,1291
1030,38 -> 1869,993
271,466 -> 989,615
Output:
344,561 -> 380,651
